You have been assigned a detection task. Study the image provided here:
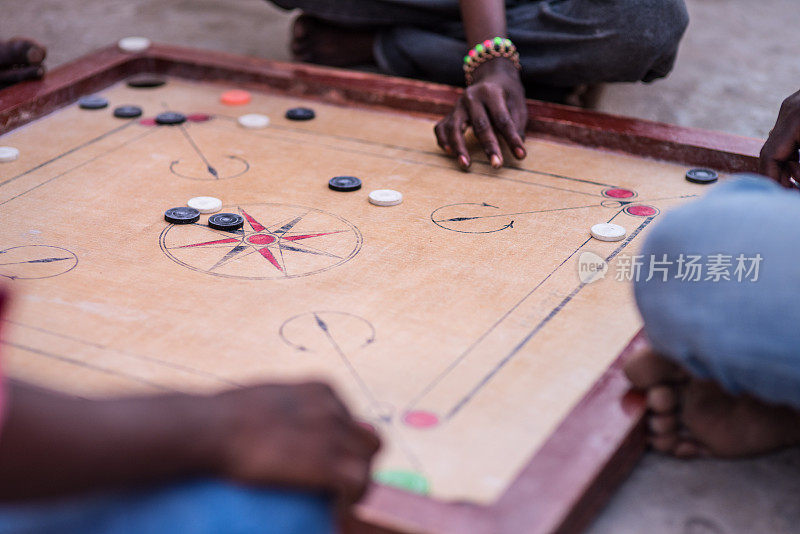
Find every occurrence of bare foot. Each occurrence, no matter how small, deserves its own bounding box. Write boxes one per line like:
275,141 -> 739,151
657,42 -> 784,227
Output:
290,14 -> 375,67
624,340 -> 800,458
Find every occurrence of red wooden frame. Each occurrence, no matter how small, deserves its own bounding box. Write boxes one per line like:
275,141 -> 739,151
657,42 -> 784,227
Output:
0,44 -> 763,534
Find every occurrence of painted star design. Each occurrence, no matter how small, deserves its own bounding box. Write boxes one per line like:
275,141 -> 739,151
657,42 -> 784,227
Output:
168,208 -> 346,275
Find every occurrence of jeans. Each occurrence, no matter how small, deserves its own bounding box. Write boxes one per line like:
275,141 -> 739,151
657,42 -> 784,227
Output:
0,479 -> 333,534
635,174 -> 800,409
269,0 -> 689,88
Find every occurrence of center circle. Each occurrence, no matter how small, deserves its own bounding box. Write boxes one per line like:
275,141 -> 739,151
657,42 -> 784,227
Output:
247,234 -> 276,245
160,202 -> 364,280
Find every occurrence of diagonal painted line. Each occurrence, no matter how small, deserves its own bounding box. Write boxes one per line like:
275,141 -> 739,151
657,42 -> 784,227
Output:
443,215 -> 656,420
0,121 -> 137,188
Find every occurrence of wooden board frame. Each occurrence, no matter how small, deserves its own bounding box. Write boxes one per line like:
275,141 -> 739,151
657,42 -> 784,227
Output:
0,44 -> 763,534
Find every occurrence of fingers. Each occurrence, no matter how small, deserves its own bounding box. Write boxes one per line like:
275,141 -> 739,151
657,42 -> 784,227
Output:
0,39 -> 46,90
311,381 -> 353,420
434,104 -> 471,169
463,93 -> 503,168
0,65 -> 44,89
484,89 -> 526,160
759,90 -> 800,186
290,16 -> 313,62
332,454 -> 374,506
338,422 -> 381,468
788,161 -> 800,187
758,144 -> 793,187
757,148 -> 781,182
435,79 -> 528,170
299,381 -> 380,457
759,156 -> 799,189
434,119 -> 454,157
351,421 -> 381,456
0,38 -> 47,69
307,382 -> 380,504
330,422 -> 380,506
217,381 -> 380,509
435,98 -> 505,170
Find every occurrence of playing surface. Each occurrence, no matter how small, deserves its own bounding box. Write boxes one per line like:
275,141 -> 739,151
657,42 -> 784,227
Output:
0,77 -> 705,503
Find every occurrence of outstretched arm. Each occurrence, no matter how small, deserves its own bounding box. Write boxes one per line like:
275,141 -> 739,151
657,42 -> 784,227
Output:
0,380 -> 380,506
434,0 -> 528,170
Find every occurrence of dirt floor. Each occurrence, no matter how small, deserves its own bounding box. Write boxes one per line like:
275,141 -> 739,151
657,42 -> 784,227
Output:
3,0 -> 800,532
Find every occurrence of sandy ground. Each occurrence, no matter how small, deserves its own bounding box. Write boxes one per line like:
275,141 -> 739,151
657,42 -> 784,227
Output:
3,1 -> 800,532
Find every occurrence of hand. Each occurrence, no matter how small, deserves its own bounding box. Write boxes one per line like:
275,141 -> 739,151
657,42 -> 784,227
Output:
0,38 -> 46,89
212,382 -> 381,507
435,58 -> 527,170
759,89 -> 800,188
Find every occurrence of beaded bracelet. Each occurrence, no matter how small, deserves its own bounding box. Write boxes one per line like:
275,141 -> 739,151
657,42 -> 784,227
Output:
463,37 -> 521,85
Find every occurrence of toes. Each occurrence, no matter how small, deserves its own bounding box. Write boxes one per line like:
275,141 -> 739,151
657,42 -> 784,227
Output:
649,435 -> 709,458
648,385 -> 678,413
624,345 -> 687,389
673,440 -> 710,459
649,413 -> 678,434
649,433 -> 678,453
647,412 -> 680,454
674,441 -> 697,458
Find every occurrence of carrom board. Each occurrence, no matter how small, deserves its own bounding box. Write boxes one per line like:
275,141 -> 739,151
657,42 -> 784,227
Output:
0,45 -> 761,534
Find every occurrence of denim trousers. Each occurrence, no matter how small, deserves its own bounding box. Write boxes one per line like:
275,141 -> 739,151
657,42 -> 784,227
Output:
636,174 -> 800,409
0,479 -> 333,534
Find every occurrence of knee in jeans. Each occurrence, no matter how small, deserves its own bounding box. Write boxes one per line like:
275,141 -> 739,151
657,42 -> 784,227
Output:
638,207 -> 703,262
632,204 -> 717,315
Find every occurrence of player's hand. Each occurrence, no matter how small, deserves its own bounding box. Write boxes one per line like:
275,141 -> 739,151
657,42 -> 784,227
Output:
435,58 -> 527,170
0,38 -> 46,89
759,89 -> 800,188
212,382 -> 380,507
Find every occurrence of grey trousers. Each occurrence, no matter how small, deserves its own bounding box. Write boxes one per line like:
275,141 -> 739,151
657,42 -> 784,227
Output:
270,0 -> 689,89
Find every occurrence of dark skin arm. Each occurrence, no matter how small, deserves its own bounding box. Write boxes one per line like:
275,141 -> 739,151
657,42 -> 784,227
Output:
434,0 -> 528,170
0,38 -> 46,89
0,380 -> 380,507
759,89 -> 800,188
